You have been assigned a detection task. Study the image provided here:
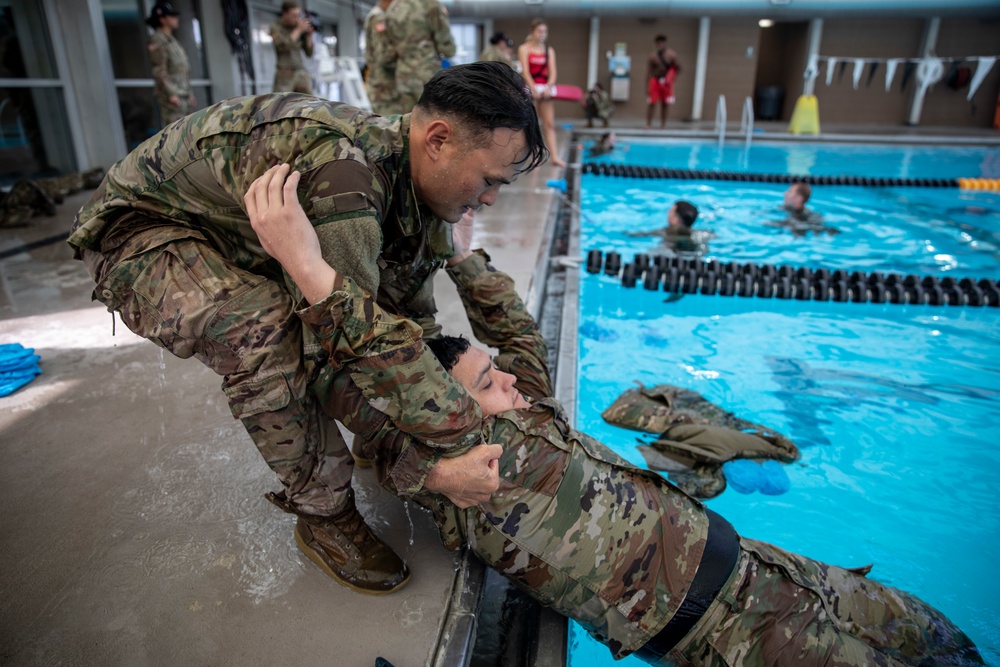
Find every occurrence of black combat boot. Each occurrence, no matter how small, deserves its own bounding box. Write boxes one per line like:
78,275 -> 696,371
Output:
265,490 -> 409,595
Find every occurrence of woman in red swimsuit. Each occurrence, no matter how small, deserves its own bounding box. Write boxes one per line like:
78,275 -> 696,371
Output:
518,19 -> 564,168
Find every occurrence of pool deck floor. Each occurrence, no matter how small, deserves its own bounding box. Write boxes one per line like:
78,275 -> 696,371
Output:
1,120 -> 997,667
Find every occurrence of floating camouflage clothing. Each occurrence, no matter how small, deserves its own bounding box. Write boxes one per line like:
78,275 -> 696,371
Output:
602,383 -> 799,498
326,252 -> 981,665
67,94 -> 484,516
384,0 -> 455,111
270,20 -> 314,94
147,28 -> 193,126
478,45 -> 512,68
363,3 -> 400,115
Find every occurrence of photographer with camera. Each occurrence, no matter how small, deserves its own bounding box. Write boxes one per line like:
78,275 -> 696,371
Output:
270,1 -> 315,94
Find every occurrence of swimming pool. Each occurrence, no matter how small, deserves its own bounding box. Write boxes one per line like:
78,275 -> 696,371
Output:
566,140 -> 1000,666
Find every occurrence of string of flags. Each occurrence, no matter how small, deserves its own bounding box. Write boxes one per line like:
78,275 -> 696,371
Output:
803,54 -> 997,101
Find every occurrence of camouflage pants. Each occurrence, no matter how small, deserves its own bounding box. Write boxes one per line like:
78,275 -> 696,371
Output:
273,68 -> 313,95
662,538 -> 983,667
81,234 -> 354,516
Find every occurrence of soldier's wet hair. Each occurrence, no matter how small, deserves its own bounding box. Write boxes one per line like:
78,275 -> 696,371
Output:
426,335 -> 471,372
415,62 -> 548,174
675,200 -> 698,228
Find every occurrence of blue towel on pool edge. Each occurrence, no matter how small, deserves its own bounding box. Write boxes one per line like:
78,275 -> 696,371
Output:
723,459 -> 790,496
0,343 -> 42,397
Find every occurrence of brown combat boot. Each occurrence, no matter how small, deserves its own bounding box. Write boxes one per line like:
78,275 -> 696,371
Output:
265,490 -> 410,595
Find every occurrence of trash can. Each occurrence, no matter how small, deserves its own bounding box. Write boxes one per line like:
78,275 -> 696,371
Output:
755,86 -> 785,121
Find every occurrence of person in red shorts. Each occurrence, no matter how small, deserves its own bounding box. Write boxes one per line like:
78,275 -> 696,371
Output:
646,34 -> 680,129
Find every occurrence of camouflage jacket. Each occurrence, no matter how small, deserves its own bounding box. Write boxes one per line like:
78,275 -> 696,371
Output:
269,20 -> 313,72
351,251 -> 712,657
68,94 -> 484,457
147,29 -> 191,101
384,0 -> 456,72
478,45 -> 512,68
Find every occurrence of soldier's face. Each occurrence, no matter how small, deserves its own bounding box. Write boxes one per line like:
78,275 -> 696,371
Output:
450,346 -> 531,416
283,8 -> 302,26
417,125 -> 527,223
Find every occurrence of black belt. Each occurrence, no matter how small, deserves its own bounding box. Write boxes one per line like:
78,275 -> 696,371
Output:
632,509 -> 740,663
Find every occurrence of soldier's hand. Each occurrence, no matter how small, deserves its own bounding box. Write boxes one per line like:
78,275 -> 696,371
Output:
245,164 -> 337,304
447,209 -> 475,267
425,444 -> 503,509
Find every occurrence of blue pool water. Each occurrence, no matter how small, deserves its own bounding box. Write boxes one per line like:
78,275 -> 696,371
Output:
567,141 -> 1000,666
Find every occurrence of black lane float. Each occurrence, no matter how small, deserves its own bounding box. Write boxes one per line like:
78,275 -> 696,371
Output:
585,250 -> 1000,307
580,163 -> 968,188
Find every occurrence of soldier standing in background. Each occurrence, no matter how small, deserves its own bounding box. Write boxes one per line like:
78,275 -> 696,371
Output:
478,31 -> 514,69
385,0 -> 456,112
146,1 -> 196,128
363,0 -> 400,115
270,1 -> 314,94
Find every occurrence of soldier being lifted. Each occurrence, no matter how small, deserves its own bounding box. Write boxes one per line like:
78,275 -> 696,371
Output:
249,176 -> 985,667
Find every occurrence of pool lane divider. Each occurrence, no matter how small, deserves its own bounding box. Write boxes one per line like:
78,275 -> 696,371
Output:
585,250 -> 1000,307
581,163 -> 1000,190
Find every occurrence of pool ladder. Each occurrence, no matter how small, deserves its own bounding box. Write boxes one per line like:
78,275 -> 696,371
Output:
715,95 -> 754,151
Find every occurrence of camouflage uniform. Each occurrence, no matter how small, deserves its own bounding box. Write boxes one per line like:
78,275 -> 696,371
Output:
67,94 -> 484,517
147,28 -> 193,126
584,86 -> 614,127
384,0 -> 455,112
478,45 -> 512,68
363,4 -> 400,115
270,21 -> 314,94
334,252 -> 981,665
602,383 -> 799,499
1,169 -> 105,228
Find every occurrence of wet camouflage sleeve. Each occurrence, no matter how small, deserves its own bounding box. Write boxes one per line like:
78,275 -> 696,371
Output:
296,275 -> 484,451
446,249 -> 552,400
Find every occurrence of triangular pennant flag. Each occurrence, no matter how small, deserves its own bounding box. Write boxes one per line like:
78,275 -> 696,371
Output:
885,59 -> 900,92
900,60 -> 917,92
837,60 -> 849,83
865,61 -> 880,88
968,56 -> 997,101
852,59 -> 865,89
826,57 -> 838,86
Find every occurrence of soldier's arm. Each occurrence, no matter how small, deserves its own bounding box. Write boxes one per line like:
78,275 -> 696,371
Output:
430,2 -> 457,59
447,249 -> 552,401
246,164 -> 485,451
302,30 -> 315,57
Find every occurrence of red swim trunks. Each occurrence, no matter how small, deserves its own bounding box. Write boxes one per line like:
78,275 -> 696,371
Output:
648,68 -> 677,105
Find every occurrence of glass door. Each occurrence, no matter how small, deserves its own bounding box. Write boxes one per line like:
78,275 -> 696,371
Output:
0,0 -> 77,181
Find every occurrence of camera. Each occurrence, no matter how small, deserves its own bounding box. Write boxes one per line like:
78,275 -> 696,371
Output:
306,10 -> 321,32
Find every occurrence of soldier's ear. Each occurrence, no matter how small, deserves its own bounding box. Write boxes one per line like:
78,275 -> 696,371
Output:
422,119 -> 454,162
